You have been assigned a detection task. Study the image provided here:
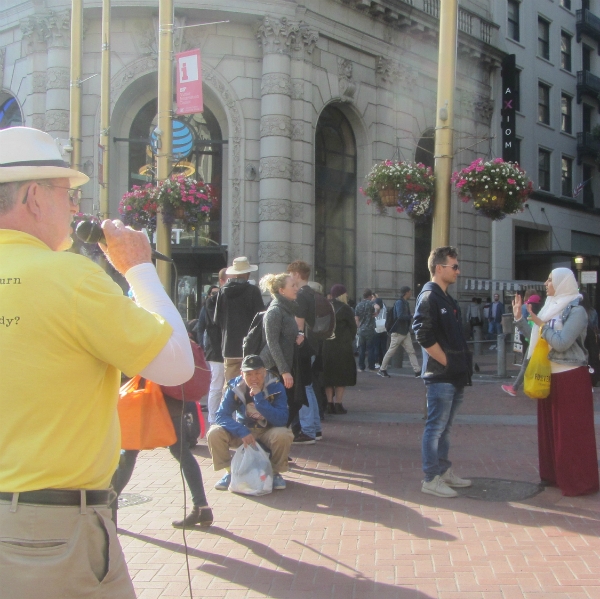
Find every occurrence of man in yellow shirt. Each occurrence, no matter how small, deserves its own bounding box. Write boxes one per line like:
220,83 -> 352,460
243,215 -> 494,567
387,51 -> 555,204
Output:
0,127 -> 195,598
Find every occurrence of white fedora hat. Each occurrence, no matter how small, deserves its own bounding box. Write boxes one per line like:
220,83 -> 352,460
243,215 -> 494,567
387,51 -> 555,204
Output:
0,127 -> 89,187
225,256 -> 258,275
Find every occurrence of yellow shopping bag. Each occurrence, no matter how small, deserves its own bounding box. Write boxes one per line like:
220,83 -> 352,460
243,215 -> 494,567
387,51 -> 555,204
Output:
523,338 -> 551,399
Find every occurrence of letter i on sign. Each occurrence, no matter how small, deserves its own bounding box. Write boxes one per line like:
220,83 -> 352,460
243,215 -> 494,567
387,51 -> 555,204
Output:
181,62 -> 188,82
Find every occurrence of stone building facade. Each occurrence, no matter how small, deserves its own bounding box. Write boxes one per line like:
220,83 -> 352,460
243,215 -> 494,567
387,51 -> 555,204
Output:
0,0 -> 504,301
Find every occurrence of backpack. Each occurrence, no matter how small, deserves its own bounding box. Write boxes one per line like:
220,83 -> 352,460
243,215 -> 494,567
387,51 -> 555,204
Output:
385,304 -> 397,332
242,311 -> 266,357
311,292 -> 336,341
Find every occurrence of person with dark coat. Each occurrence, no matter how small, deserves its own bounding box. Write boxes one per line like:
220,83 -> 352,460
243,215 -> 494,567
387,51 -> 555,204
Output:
322,284 -> 357,414
214,257 -> 265,384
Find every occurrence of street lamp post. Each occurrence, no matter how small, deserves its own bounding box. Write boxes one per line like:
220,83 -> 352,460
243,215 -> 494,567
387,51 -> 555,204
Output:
575,255 -> 584,286
431,0 -> 458,250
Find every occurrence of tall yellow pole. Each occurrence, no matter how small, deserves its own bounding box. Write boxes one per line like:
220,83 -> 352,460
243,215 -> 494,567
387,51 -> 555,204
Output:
156,0 -> 173,293
69,0 -> 83,170
99,0 -> 110,218
431,0 -> 458,249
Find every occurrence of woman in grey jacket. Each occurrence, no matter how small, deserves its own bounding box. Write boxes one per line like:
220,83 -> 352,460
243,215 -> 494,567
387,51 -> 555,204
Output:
513,267 -> 598,496
259,273 -> 303,389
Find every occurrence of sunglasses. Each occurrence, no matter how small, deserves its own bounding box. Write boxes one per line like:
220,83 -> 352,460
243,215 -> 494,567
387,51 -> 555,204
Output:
440,264 -> 460,271
24,183 -> 82,206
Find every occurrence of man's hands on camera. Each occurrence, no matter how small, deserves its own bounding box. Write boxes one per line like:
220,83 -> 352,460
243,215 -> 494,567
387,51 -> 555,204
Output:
100,219 -> 152,275
241,433 -> 256,447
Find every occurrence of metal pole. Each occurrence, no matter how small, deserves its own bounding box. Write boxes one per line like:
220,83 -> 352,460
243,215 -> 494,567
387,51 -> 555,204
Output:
431,0 -> 458,249
69,0 -> 83,170
496,333 -> 506,378
155,0 -> 173,293
99,0 -> 110,218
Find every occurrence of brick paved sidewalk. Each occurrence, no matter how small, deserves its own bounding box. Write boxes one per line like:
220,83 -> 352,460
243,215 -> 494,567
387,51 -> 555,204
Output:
118,374 -> 600,599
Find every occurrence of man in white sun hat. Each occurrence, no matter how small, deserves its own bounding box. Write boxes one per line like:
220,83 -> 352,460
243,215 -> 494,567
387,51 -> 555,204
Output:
0,127 -> 194,598
215,256 -> 265,383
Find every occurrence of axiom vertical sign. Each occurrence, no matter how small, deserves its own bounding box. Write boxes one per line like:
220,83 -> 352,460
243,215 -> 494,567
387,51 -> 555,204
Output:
176,49 -> 203,115
501,54 -> 517,163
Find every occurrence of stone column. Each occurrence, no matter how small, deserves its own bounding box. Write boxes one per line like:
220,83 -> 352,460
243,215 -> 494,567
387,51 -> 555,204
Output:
44,10 -> 71,140
290,22 -> 319,266
255,16 -> 298,277
20,15 -> 49,130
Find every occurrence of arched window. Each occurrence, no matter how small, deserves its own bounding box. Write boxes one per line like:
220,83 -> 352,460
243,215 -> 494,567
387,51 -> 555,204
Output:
127,100 -> 223,246
414,129 -> 435,292
315,106 -> 357,297
0,95 -> 23,129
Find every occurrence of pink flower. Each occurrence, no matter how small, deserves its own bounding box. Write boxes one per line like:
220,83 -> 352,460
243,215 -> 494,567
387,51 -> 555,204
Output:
201,206 -> 210,213
493,158 -> 504,164
456,179 -> 467,189
507,178 -> 516,185
366,199 -> 372,205
475,166 -> 484,172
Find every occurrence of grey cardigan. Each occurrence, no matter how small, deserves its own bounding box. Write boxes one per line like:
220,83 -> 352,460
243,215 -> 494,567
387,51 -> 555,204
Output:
260,294 -> 298,375
515,301 -> 588,367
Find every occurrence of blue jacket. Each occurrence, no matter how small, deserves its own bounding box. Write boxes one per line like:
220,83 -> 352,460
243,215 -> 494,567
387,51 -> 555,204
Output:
390,298 -> 411,335
412,282 -> 472,386
215,373 -> 289,438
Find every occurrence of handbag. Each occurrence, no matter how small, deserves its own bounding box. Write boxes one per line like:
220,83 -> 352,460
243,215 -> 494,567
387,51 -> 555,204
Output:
375,304 -> 387,334
118,375 -> 177,450
161,340 -> 211,401
523,338 -> 551,399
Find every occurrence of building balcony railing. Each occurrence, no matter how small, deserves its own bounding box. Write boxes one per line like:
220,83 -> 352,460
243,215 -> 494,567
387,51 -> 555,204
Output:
576,9 -> 600,47
577,70 -> 600,103
577,132 -> 600,164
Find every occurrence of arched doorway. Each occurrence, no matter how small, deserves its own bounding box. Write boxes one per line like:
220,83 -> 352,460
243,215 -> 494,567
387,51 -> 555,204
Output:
414,129 -> 435,292
314,105 -> 357,297
0,94 -> 23,129
128,99 -> 223,246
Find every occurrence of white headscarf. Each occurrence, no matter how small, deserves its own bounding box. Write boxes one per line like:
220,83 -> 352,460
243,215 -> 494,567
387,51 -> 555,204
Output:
527,268 -> 582,358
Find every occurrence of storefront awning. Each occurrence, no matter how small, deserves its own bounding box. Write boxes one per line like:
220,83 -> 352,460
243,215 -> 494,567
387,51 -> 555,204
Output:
464,279 -> 545,292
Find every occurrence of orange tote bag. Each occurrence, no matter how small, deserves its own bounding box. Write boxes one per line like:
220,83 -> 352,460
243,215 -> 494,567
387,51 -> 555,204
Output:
118,375 -> 177,450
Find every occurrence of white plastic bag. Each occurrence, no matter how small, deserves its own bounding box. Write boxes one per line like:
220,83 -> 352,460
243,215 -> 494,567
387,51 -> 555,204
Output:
229,443 -> 273,496
375,304 -> 387,334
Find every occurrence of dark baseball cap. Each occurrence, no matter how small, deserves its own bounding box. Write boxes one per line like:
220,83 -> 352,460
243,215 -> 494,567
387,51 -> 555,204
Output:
241,355 -> 265,372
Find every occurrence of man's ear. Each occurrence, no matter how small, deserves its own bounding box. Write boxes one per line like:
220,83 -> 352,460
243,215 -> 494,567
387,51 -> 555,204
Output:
23,183 -> 44,221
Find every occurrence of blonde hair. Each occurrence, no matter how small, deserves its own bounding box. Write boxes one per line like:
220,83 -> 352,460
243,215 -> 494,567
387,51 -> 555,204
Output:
259,273 -> 292,297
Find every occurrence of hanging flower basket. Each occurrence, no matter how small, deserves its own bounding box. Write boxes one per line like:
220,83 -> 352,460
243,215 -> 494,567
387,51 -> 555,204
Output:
452,158 -> 533,221
361,160 -> 435,221
120,175 -> 217,233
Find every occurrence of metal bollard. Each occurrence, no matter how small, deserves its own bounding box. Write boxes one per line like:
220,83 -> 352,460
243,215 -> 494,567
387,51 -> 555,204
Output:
473,326 -> 483,356
496,333 -> 506,378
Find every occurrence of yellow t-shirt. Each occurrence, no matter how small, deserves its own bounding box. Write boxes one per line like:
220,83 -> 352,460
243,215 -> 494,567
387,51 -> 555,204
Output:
0,230 -> 173,491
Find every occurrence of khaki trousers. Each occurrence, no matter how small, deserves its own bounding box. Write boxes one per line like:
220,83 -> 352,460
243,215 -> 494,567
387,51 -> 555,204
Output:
207,425 -> 293,474
223,358 -> 243,389
380,332 -> 420,373
0,499 -> 135,599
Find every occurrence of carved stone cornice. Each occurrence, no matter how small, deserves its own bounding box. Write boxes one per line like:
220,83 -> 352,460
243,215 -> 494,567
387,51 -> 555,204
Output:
255,16 -> 318,56
45,109 -> 69,132
260,115 -> 292,138
376,57 -> 417,87
261,73 -> 292,96
20,15 -> 49,52
20,10 -> 71,52
258,241 -> 292,264
259,157 -> 292,180
46,67 -> 70,90
46,10 -> 71,47
259,199 -> 292,222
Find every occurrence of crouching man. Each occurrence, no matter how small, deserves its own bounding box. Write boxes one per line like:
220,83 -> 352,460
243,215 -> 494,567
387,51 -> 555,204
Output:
207,355 -> 294,491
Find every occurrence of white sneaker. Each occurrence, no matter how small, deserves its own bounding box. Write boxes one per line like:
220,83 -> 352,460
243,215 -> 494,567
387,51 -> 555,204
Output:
441,468 -> 472,488
421,475 -> 458,498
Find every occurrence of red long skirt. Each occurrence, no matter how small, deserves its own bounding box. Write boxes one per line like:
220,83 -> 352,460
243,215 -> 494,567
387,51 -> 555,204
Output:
538,366 -> 599,496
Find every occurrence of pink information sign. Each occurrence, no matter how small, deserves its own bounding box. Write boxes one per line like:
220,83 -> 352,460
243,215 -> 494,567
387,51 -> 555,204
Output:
175,49 -> 203,115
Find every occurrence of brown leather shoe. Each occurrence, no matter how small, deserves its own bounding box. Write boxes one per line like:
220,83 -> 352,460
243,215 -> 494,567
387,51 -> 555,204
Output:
172,506 -> 213,529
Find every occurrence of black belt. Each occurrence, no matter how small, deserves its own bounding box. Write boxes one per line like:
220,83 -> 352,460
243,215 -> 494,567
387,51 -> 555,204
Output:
0,489 -> 113,507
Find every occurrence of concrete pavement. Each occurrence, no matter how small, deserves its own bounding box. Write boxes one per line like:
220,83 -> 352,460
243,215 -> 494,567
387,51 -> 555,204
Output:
117,368 -> 600,599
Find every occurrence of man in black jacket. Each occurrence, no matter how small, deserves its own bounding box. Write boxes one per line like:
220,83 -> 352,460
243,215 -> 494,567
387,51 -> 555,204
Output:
412,246 -> 472,498
214,257 -> 265,384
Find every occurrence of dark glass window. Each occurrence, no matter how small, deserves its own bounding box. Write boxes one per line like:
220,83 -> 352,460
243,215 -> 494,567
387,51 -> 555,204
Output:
538,17 -> 550,60
561,156 -> 573,197
583,104 -> 593,133
508,1 -> 520,41
560,0 -> 571,9
561,94 -> 572,133
538,83 -> 550,125
561,32 -> 572,71
538,149 -> 551,191
583,45 -> 592,72
583,164 -> 594,208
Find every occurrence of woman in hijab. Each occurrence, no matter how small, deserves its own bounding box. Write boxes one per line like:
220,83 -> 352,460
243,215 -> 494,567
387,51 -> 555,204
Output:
513,267 -> 599,496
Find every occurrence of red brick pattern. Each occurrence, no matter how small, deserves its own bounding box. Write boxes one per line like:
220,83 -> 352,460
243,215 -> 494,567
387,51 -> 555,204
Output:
118,375 -> 600,598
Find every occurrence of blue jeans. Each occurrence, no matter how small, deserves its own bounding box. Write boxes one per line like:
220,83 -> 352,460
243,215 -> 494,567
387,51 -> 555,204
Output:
298,383 -> 322,438
488,321 -> 501,337
422,382 -> 464,482
358,332 -> 377,370
111,410 -> 208,507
